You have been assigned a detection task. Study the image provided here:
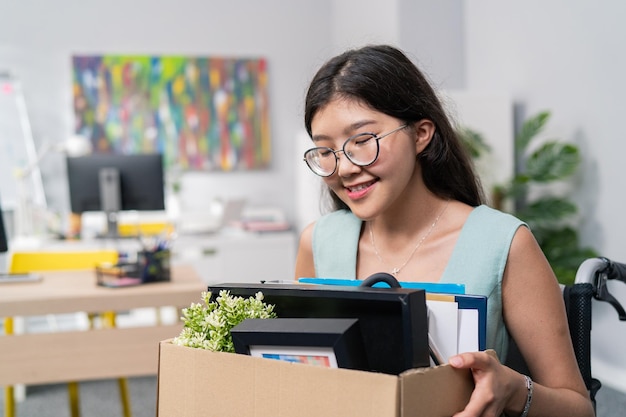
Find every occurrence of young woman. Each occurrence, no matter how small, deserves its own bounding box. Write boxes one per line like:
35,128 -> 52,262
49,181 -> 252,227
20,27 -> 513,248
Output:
295,45 -> 594,417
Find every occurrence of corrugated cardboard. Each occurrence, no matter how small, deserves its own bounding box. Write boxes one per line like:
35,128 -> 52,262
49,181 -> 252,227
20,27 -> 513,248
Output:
157,340 -> 474,417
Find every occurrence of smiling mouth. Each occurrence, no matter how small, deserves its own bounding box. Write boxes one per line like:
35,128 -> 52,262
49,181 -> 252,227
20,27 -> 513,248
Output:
346,179 -> 377,193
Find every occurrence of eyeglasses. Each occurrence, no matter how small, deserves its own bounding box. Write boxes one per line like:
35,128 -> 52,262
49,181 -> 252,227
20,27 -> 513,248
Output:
303,124 -> 408,177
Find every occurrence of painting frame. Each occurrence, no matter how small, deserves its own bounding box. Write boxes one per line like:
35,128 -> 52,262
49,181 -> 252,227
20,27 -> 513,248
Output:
72,54 -> 271,171
231,318 -> 369,370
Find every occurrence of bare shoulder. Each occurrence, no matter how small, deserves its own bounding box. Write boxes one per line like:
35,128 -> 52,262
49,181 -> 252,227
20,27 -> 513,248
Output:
504,225 -> 559,302
295,221 -> 316,279
298,221 -> 315,250
508,225 -> 555,283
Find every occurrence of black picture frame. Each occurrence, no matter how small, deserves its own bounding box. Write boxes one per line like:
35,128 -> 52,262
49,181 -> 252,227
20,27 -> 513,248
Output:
209,282 -> 429,375
231,318 -> 369,370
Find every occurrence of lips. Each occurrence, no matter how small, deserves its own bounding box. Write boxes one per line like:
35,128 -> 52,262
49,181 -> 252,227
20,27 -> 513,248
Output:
345,179 -> 378,199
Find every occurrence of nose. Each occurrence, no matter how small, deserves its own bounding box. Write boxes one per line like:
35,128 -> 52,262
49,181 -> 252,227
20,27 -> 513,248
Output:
335,151 -> 361,177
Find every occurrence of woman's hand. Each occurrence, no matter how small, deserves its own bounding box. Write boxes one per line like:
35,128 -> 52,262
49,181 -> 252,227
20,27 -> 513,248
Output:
448,350 -> 525,417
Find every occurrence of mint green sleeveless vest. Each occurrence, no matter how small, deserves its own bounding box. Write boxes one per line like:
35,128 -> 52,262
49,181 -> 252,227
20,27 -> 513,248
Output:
311,205 -> 526,359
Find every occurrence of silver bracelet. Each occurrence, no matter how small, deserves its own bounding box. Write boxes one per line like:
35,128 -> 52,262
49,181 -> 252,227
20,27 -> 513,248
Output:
520,375 -> 533,417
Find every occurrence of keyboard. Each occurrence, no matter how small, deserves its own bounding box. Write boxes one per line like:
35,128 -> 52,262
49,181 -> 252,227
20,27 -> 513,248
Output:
0,273 -> 43,284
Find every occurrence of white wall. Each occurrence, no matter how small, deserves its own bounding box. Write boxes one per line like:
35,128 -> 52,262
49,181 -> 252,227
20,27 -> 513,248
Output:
0,0 -> 333,225
399,0 -> 465,89
463,0 -> 626,392
330,0 -> 399,53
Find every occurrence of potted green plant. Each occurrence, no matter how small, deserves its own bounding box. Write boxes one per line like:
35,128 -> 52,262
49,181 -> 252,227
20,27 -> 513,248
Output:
460,111 -> 597,285
174,290 -> 276,352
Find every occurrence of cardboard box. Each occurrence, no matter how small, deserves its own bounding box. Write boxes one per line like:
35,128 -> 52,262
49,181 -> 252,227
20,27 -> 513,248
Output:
157,340 -> 474,417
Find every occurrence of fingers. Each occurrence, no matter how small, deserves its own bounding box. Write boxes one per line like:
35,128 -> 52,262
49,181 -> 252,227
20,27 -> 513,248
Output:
449,351 -> 507,417
452,387 -> 497,417
449,350 -> 500,370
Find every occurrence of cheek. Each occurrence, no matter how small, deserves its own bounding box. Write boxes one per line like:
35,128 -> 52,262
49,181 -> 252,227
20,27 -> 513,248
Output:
323,176 -> 343,193
378,140 -> 417,169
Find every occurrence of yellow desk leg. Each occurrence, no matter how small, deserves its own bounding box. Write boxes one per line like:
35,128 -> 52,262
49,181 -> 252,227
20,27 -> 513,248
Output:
102,312 -> 132,417
4,317 -> 15,417
118,378 -> 132,417
4,385 -> 14,417
63,314 -> 107,417
68,382 -> 80,417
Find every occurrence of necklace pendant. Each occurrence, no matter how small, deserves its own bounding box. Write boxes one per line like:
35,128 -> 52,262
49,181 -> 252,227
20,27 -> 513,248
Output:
391,267 -> 400,276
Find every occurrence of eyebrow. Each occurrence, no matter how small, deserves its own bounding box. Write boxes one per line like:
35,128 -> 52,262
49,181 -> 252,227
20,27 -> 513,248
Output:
311,120 -> 378,143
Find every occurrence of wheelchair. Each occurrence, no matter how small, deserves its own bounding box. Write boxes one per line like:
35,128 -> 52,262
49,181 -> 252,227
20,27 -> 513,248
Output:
507,257 -> 626,413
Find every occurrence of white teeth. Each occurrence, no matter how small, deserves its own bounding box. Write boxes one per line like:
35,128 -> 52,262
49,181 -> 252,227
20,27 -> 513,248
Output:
349,183 -> 370,192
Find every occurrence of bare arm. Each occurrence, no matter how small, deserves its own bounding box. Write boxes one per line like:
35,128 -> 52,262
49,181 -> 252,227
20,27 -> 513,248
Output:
294,222 -> 316,280
450,226 -> 594,417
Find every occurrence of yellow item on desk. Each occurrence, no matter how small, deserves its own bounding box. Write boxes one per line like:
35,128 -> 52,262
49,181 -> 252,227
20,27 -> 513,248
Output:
9,250 -> 119,273
118,222 -> 172,237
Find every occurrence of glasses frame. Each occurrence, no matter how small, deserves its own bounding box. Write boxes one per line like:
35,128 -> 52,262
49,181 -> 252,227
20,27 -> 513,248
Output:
303,124 -> 408,177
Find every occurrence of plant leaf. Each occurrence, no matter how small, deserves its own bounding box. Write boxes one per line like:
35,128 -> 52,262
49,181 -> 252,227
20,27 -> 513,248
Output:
532,226 -> 577,255
546,246 -> 599,285
515,111 -> 550,152
516,197 -> 577,225
459,127 -> 491,158
500,176 -> 529,200
173,290 -> 276,352
525,142 -> 580,182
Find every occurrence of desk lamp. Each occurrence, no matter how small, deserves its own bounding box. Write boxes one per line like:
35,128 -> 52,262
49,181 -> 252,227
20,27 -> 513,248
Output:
14,134 -> 91,240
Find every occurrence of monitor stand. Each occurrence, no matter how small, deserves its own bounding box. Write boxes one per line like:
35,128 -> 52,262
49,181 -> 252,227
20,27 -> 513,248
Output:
99,167 -> 121,240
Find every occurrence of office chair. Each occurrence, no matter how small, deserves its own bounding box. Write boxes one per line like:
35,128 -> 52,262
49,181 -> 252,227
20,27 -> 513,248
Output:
506,256 -> 626,413
3,249 -> 132,417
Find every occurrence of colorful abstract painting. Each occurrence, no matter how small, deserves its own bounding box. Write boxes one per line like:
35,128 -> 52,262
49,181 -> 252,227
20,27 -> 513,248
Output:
72,55 -> 271,171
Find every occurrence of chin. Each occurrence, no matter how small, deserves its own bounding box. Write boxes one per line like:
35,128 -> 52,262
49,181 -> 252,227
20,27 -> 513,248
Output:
347,206 -> 377,222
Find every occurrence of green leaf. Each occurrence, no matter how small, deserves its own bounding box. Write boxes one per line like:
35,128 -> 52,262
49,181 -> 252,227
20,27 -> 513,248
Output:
500,177 -> 529,200
552,266 -> 577,286
534,226 -> 599,285
173,290 -> 277,352
547,247 -> 600,285
515,111 -> 550,152
516,197 -> 577,225
525,142 -> 580,182
459,127 -> 491,159
534,226 -> 579,254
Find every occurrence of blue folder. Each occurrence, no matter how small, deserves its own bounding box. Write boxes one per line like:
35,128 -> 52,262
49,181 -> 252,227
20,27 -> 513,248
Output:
449,293 -> 487,351
297,277 -> 465,295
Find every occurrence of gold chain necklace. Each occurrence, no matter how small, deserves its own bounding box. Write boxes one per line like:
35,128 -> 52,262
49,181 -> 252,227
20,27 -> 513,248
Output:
369,200 -> 450,277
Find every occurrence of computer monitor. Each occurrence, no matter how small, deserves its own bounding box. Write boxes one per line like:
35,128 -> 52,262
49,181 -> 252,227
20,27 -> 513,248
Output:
207,282 -> 430,375
0,200 -> 8,253
66,153 -> 165,238
0,195 -> 42,282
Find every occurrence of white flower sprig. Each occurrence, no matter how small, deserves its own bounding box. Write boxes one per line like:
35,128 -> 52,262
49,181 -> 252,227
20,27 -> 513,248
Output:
173,290 -> 276,352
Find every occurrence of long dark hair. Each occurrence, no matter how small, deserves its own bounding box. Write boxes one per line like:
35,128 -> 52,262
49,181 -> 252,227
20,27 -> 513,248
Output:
304,44 -> 484,210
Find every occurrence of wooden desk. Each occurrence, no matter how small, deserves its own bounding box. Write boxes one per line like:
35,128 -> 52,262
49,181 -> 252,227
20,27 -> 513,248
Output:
0,265 -> 205,386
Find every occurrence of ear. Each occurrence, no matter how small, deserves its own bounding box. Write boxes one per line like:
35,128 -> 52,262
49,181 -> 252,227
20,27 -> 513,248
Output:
412,119 -> 436,154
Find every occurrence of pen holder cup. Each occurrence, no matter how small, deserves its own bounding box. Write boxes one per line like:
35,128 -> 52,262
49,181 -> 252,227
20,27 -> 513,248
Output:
138,249 -> 171,283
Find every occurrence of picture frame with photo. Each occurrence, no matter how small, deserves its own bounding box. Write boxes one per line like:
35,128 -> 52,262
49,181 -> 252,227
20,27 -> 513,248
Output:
231,318 -> 369,371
